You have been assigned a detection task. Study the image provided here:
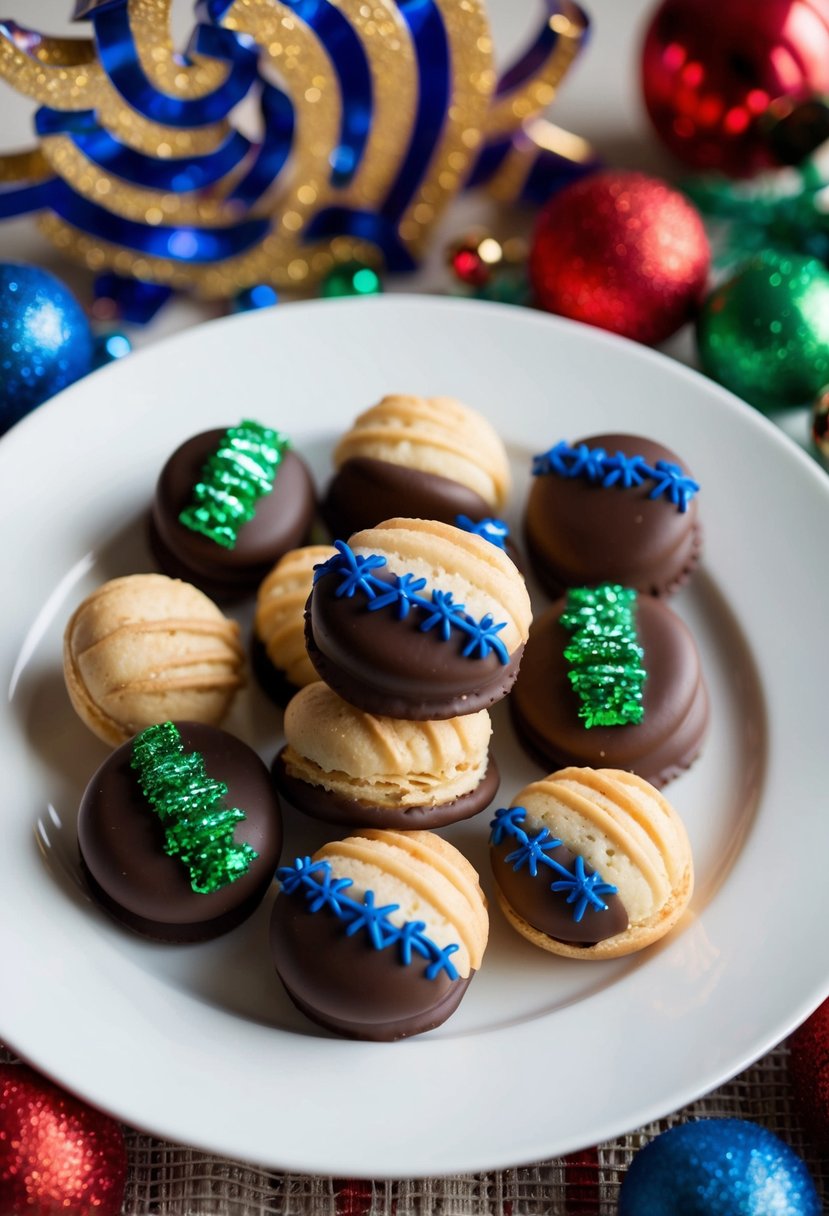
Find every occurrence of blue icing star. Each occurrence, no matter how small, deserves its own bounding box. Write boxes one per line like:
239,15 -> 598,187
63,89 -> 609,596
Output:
550,855 -> 618,923
365,571 -> 428,619
602,451 -> 648,488
419,589 -> 467,641
648,460 -> 699,513
342,889 -> 400,949
489,806 -> 529,847
505,827 -> 564,878
455,514 -> 509,550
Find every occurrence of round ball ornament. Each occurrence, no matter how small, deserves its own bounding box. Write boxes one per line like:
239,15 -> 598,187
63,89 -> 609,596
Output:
641,0 -> 829,177
618,1119 -> 821,1215
0,1064 -> 127,1216
529,171 -> 710,345
696,251 -> 829,409
0,264 -> 94,434
790,996 -> 829,1142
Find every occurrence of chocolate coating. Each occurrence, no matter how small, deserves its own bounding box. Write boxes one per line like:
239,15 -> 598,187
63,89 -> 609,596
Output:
491,838 -> 628,946
251,634 -> 304,708
322,456 -> 491,538
272,748 -> 500,830
306,567 -> 524,719
150,429 -> 316,595
510,595 -> 708,787
77,721 -> 282,942
524,434 -> 702,598
270,892 -> 472,1040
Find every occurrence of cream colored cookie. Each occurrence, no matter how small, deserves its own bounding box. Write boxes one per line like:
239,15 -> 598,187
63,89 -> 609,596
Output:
350,517 -> 532,654
333,394 -> 510,509
282,682 -> 491,807
64,573 -> 244,746
490,767 -> 694,960
254,545 -> 334,689
315,830 -> 489,979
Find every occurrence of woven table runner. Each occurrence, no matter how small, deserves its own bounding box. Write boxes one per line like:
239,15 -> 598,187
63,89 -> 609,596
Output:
3,1039 -> 826,1214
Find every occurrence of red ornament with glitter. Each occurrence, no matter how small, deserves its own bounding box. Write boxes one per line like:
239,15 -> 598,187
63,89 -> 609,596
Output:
529,170 -> 710,345
0,1064 -> 126,1216
790,996 -> 829,1144
642,0 -> 829,177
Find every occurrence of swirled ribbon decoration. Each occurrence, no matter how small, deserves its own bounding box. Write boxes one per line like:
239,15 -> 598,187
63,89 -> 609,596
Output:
0,0 -> 595,298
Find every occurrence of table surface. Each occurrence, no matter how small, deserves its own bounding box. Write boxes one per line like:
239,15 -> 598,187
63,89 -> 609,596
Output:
1,2 -> 825,1212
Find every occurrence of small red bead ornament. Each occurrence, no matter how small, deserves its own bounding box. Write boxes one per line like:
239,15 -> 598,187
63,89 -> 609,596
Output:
790,996 -> 829,1143
529,170 -> 710,345
0,1064 -> 127,1216
641,0 -> 829,177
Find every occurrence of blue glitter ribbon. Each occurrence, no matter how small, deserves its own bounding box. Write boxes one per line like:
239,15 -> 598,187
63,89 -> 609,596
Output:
49,180 -> 270,262
228,84 -> 294,208
88,5 -> 258,128
36,107 -> 252,192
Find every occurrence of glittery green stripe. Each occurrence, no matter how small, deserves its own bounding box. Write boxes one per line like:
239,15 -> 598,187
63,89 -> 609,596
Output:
560,585 -> 646,729
130,722 -> 258,894
178,419 -> 289,549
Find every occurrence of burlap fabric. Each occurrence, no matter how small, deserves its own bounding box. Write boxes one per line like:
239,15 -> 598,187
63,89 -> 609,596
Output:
3,1039 -> 826,1214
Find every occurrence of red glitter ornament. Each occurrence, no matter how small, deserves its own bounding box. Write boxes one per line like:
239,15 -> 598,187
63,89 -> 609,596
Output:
529,170 -> 710,345
642,0 -> 829,177
790,997 -> 829,1143
0,1064 -> 127,1216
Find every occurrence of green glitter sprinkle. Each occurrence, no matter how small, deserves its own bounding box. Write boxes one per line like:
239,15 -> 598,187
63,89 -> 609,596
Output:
178,419 -> 289,549
560,585 -> 646,729
130,722 -> 258,895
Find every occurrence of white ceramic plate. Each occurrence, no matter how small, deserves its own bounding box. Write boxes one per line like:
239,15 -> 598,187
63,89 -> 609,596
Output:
1,296 -> 827,1177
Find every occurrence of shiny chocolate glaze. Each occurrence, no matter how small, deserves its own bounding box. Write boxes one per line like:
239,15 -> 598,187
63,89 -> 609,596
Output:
77,721 -> 282,942
271,747 -> 500,830
524,434 -> 702,598
322,456 -> 491,537
150,429 -> 316,595
306,567 -> 524,720
491,838 -> 628,946
510,594 -> 708,788
270,892 -> 472,1040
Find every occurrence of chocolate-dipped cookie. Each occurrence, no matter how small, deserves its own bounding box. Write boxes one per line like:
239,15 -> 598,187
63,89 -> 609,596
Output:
150,420 -> 316,598
271,830 -> 488,1039
306,518 -> 533,720
64,574 -> 245,746
253,544 -> 334,705
510,584 -> 708,788
489,768 -> 693,959
525,434 -> 702,597
322,394 -> 510,536
78,721 -> 282,942
272,683 -> 498,829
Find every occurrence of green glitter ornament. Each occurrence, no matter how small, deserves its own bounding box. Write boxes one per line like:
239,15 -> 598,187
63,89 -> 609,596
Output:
319,260 -> 383,298
179,419 -> 288,549
696,251 -> 829,411
130,722 -> 257,894
560,585 -> 646,729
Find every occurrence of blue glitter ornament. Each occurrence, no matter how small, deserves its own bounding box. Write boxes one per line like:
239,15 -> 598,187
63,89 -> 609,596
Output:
0,264 -> 94,434
618,1119 -> 821,1215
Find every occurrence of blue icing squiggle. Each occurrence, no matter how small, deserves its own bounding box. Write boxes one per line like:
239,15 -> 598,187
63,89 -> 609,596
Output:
489,806 -> 618,923
454,514 -> 510,550
532,441 -> 699,513
277,857 -> 461,981
313,540 -> 511,664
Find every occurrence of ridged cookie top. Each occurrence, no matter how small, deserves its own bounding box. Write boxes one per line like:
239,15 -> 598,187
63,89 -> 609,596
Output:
63,574 -> 244,746
350,518 -> 532,652
283,683 -> 491,806
515,767 -> 692,926
315,830 -> 489,978
254,545 -> 334,687
333,394 -> 510,509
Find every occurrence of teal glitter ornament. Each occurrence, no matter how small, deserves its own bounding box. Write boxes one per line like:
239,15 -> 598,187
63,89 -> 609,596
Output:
320,261 -> 383,298
0,263 -> 94,434
696,250 -> 829,410
559,584 -> 646,728
130,722 -> 257,895
618,1119 -> 821,1215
